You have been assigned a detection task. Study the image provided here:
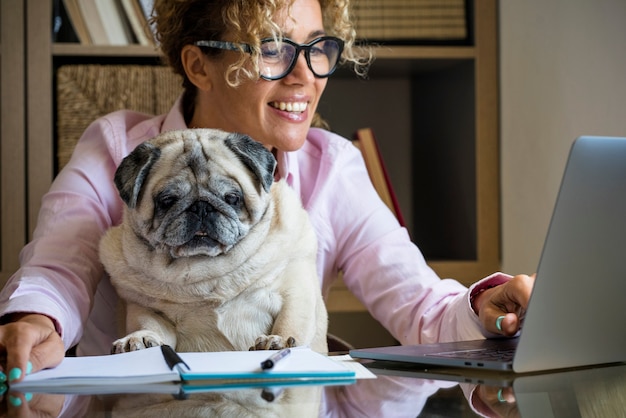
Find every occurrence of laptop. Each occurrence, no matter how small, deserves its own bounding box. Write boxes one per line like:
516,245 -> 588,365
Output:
351,136 -> 626,373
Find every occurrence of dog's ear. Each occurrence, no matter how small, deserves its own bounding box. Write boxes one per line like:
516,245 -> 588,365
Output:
114,142 -> 161,208
225,133 -> 276,192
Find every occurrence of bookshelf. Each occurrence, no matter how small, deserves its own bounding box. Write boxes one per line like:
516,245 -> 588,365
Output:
1,1 -> 499,317
0,0 -> 27,285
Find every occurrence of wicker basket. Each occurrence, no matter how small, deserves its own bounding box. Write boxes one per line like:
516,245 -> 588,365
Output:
56,64 -> 183,170
352,0 -> 468,42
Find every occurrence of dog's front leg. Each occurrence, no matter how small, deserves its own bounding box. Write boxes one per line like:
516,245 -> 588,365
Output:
267,300 -> 327,352
254,267 -> 328,353
111,303 -> 177,353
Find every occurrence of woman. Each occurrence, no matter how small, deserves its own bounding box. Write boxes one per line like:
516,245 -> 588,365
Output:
0,0 -> 533,385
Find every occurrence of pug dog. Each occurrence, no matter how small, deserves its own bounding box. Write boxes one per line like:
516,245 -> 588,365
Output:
99,129 -> 328,354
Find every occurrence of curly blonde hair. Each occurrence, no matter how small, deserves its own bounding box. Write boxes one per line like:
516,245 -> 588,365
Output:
152,0 -> 371,120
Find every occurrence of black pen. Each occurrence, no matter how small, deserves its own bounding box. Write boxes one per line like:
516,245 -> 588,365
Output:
260,386 -> 285,402
261,348 -> 291,370
161,344 -> 191,374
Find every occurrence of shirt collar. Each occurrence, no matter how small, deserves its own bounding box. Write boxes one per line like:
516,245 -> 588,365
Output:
274,149 -> 299,192
162,95 -> 187,131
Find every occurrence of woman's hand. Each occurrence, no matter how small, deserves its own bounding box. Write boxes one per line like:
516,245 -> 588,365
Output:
0,390 -> 65,417
0,314 -> 65,384
472,384 -> 520,418
474,274 -> 535,336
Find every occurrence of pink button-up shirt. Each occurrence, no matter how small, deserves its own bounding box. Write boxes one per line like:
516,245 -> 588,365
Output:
0,99 -> 507,355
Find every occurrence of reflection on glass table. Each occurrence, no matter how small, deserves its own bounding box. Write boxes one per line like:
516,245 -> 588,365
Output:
3,362 -> 626,417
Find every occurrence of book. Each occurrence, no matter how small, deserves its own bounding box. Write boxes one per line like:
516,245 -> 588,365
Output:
77,0 -> 109,44
10,346 -> 363,392
61,0 -> 93,44
136,0 -> 157,43
352,128 -> 406,227
120,0 -> 155,46
94,0 -> 134,45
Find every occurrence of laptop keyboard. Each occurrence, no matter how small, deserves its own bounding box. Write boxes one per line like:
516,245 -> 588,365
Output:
426,348 -> 516,362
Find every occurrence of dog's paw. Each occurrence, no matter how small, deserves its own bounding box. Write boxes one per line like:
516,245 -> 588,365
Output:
250,335 -> 297,351
111,330 -> 165,354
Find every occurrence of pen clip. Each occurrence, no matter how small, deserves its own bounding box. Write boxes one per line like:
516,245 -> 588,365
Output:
161,345 -> 191,373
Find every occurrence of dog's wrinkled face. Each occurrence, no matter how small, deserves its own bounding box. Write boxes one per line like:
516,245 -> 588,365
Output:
114,129 -> 276,259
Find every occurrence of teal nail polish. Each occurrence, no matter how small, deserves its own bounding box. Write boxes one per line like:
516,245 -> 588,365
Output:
8,367 -> 22,382
24,393 -> 33,402
497,388 -> 506,402
496,315 -> 506,332
26,361 -> 33,375
0,371 -> 6,383
8,395 -> 22,407
0,383 -> 6,396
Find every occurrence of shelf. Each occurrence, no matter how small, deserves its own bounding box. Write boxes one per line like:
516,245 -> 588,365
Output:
53,43 -> 160,57
52,43 -> 475,60
51,43 -> 477,82
373,45 -> 475,60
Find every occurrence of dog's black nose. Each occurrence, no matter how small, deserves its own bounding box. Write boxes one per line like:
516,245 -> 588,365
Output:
189,201 -> 213,218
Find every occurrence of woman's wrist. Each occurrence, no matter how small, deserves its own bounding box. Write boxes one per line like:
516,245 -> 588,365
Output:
470,285 -> 496,314
470,286 -> 497,315
3,312 -> 58,333
468,272 -> 513,314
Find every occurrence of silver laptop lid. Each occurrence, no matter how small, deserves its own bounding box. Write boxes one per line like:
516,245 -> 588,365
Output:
513,136 -> 626,372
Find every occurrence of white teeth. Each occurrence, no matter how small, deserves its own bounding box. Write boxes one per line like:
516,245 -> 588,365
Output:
272,101 -> 307,112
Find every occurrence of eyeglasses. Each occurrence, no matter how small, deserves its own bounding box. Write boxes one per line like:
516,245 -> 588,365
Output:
194,36 -> 344,81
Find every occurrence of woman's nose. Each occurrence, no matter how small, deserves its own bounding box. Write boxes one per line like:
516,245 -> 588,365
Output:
284,51 -> 315,83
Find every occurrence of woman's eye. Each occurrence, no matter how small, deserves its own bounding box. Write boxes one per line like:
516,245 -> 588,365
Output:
310,45 -> 324,56
262,47 -> 280,58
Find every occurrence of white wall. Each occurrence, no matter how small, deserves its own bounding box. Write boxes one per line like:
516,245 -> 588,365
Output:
499,0 -> 626,274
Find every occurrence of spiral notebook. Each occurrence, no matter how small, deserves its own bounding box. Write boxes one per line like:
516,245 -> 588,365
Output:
351,136 -> 626,373
10,346 -> 360,392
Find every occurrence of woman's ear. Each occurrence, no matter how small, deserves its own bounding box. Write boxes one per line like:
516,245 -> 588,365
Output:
181,45 -> 213,92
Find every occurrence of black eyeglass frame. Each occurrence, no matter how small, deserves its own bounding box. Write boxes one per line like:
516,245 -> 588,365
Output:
194,36 -> 344,81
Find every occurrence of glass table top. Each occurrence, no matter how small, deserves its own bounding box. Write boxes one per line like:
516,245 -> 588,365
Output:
3,359 -> 625,417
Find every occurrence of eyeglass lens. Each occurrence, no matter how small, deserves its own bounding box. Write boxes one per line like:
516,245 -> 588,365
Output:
258,37 -> 342,80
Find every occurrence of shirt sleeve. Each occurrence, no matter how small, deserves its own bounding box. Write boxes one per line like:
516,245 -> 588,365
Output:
303,132 -> 507,344
0,112 -> 156,349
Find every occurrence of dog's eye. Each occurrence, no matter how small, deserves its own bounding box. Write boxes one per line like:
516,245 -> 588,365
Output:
157,194 -> 178,210
224,192 -> 242,207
